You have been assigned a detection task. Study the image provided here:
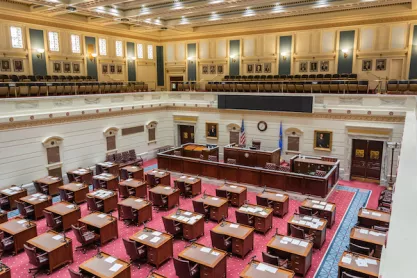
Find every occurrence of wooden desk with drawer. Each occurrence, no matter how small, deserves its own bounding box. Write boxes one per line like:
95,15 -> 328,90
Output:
216,184 -> 247,207
87,189 -> 118,213
267,234 -> 313,277
237,204 -> 273,234
0,265 -> 11,278
121,166 -> 144,180
256,191 -> 289,217
119,179 -> 147,198
212,221 -> 254,258
79,252 -> 131,278
0,217 -> 37,255
149,186 -> 180,210
44,202 -> 81,231
20,193 -> 52,220
146,169 -> 171,188
93,174 -> 119,191
350,227 -> 386,258
0,186 -> 27,209
35,176 -> 63,196
300,199 -> 336,228
96,162 -> 120,177
164,209 -> 204,240
179,243 -> 227,278
287,214 -> 327,249
78,212 -> 118,245
59,182 -> 89,204
195,195 -> 229,222
129,227 -> 173,268
175,175 -> 202,197
357,208 -> 390,228
117,197 -> 152,224
67,168 -> 93,184
240,260 -> 295,278
338,251 -> 379,278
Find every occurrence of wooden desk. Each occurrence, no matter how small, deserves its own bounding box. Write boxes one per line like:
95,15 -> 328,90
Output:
237,204 -> 273,234
59,182 -> 89,204
338,251 -> 380,278
44,202 -> 81,231
20,193 -> 52,220
287,214 -> 327,249
256,191 -> 289,217
267,234 -> 313,277
293,158 -> 335,174
96,162 -> 120,177
0,217 -> 37,254
175,175 -> 202,197
129,227 -> 173,268
224,145 -> 281,168
117,197 -> 152,224
79,212 -> 118,245
240,260 -> 295,278
0,187 -> 27,209
216,184 -> 247,207
350,227 -> 386,258
119,179 -> 147,198
34,176 -> 63,196
93,174 -> 119,191
178,243 -> 227,278
121,166 -> 144,180
164,209 -> 205,240
27,230 -> 73,274
300,199 -> 336,228
181,144 -> 219,160
146,170 -> 171,188
87,189 -> 118,213
149,186 -> 180,210
358,208 -> 390,228
0,265 -> 11,278
67,168 -> 93,184
195,195 -> 228,222
212,221 -> 254,258
79,252 -> 131,278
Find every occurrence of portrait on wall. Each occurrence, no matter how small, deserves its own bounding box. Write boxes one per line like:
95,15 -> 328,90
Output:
255,64 -> 262,73
102,64 -> 108,74
209,65 -> 216,74
1,59 -> 11,72
117,65 -> 123,74
217,65 -> 224,74
314,130 -> 333,152
320,61 -> 329,72
309,61 -> 318,72
247,64 -> 254,73
206,122 -> 218,139
376,59 -> 386,71
110,65 -> 115,74
53,62 -> 61,73
202,65 -> 208,74
299,62 -> 307,72
72,62 -> 80,73
13,59 -> 23,72
362,60 -> 372,71
264,62 -> 271,73
63,62 -> 71,73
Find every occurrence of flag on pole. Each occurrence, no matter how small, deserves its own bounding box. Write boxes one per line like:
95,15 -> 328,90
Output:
239,119 -> 246,145
278,121 -> 283,150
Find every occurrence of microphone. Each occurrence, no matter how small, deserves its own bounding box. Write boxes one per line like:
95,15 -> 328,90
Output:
220,215 -> 226,227
96,246 -> 103,258
275,228 -> 279,235
224,179 -> 227,185
176,208 -> 181,215
25,218 -> 31,228
61,230 -> 66,243
147,267 -> 156,278
0,260 -> 3,271
262,185 -> 266,193
249,255 -> 256,264
143,222 -> 149,232
203,190 -> 207,199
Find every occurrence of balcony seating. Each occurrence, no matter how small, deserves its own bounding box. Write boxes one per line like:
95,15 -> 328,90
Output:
104,149 -> 143,168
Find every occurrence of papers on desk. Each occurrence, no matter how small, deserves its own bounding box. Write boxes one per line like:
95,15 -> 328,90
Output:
291,239 -> 301,245
325,204 -> 333,211
299,241 -> 309,247
359,229 -> 369,235
152,231 -> 162,236
230,224 -> 239,228
320,201 -> 326,205
200,247 -> 211,253
184,211 -> 193,216
256,263 -> 277,274
29,198 -> 37,201
369,231 -> 385,237
341,256 -> 352,264
355,258 -> 368,267
371,212 -> 382,217
126,178 -> 133,182
312,200 -> 320,204
138,234 -> 148,240
180,176 -> 186,179
195,215 -> 202,219
109,263 -> 123,272
211,197 -> 219,201
188,219 -> 196,224
230,185 -> 237,188
259,211 -> 267,216
98,214 -> 107,218
292,219 -> 299,224
317,221 -> 325,226
280,240 -> 288,244
150,237 -> 161,243
189,178 -> 195,181
52,235 -> 63,241
312,204 -> 325,209
303,216 -> 313,221
362,210 -> 370,214
299,220 -> 307,225
282,237 -> 293,242
239,207 -> 248,212
52,177 -> 59,180
11,187 -> 21,191
17,219 -> 27,224
365,258 -> 378,265
66,205 -> 75,209
171,215 -> 178,219
211,251 -> 220,256
134,199 -> 143,203
158,172 -> 165,175
32,193 -> 41,197
164,187 -> 171,190
152,171 -> 157,173
105,256 -> 117,264
275,193 -> 284,197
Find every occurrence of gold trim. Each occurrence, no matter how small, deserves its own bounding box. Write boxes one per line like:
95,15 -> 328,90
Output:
347,127 -> 392,135
173,115 -> 198,123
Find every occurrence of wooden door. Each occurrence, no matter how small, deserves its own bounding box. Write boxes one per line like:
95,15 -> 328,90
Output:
179,125 -> 195,145
351,139 -> 383,182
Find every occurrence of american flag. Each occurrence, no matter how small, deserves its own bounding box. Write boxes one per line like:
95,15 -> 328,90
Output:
239,119 -> 246,145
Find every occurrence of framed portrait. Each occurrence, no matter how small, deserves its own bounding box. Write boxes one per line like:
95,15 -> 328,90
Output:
376,59 -> 386,71
320,61 -> 329,72
299,62 -> 307,73
209,65 -> 216,74
255,64 -> 262,73
264,62 -> 271,73
202,65 -> 208,74
362,60 -> 372,71
102,64 -> 108,74
63,62 -> 71,73
72,62 -> 80,73
13,59 -> 24,72
206,122 -> 218,139
53,62 -> 61,73
247,64 -> 254,73
110,65 -> 115,74
117,65 -> 123,74
1,59 -> 11,72
217,65 -> 224,74
309,61 -> 318,72
314,130 -> 333,152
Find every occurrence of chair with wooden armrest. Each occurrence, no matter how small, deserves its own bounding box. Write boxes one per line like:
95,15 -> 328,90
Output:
299,206 -> 318,216
120,205 -> 138,226
262,251 -> 289,268
0,231 -> 14,258
175,180 -> 192,198
33,181 -> 48,195
256,196 -> 272,207
68,268 -> 85,278
210,230 -> 232,253
192,200 -> 209,221
16,201 -> 34,219
372,226 -> 389,232
173,257 -> 199,278
235,210 -> 254,226
24,243 -> 50,276
86,195 -> 104,212
290,224 -> 315,241
0,196 -> 9,210
215,189 -> 230,200
118,184 -> 135,199
43,210 -> 63,231
162,217 -> 182,237
71,224 -> 100,254
59,189 -> 74,202
349,243 -> 374,257
123,238 -> 146,268
152,194 -> 168,210
341,271 -> 366,278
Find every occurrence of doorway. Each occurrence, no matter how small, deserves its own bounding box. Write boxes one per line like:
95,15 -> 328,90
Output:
170,76 -> 184,91
179,125 -> 195,145
351,139 -> 384,182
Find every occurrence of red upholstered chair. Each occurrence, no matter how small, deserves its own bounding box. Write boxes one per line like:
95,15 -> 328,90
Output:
16,200 -> 34,219
226,158 -> 237,165
68,268 -> 84,278
118,184 -> 135,199
173,257 -> 199,278
59,188 -> 74,202
119,204 -> 138,226
24,243 -> 50,276
262,251 -> 288,268
0,231 -> 14,258
33,181 -> 49,195
289,224 -> 315,241
265,163 -> 277,170
123,238 -> 146,268
162,217 -> 182,237
210,230 -> 231,253
175,180 -> 192,198
71,224 -> 100,253
192,200 -> 209,221
235,210 -> 254,226
208,155 -> 217,162
86,195 -> 104,212
43,210 -> 63,231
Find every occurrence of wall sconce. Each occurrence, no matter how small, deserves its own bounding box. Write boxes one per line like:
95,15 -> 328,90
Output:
88,53 -> 97,63
281,52 -> 287,61
187,56 -> 195,64
36,49 -> 45,59
129,56 -> 136,62
342,49 -> 348,59
230,54 -> 237,63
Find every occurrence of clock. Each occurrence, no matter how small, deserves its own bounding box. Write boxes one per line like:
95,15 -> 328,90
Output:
257,121 -> 267,132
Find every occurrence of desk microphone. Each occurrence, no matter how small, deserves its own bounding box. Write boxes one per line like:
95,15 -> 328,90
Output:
147,267 -> 156,278
249,255 -> 256,264
96,247 -> 103,258
144,222 -> 149,232
203,190 -> 207,199
61,230 -> 67,243
220,215 -> 226,227
262,185 -> 266,193
275,228 -> 279,235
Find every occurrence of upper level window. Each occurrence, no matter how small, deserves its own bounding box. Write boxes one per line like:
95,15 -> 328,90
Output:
137,44 -> 144,59
115,40 -> 123,57
147,45 -> 153,59
99,38 -> 107,56
48,31 -> 59,52
71,34 -> 81,53
10,26 -> 23,48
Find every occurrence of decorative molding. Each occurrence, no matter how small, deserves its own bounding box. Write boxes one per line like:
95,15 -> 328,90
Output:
146,121 -> 158,129
15,101 -> 38,109
133,95 -> 145,101
45,162 -> 63,170
152,95 -> 161,100
314,96 -> 324,104
285,127 -> 304,136
168,94 -> 182,99
53,99 -> 73,107
190,94 -> 205,101
339,97 -> 363,105
347,126 -> 392,136
84,97 -> 101,105
173,115 -> 198,123
226,123 -> 241,132
42,136 -> 63,148
103,127 -> 119,137
111,96 -> 125,103
380,98 -> 406,106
